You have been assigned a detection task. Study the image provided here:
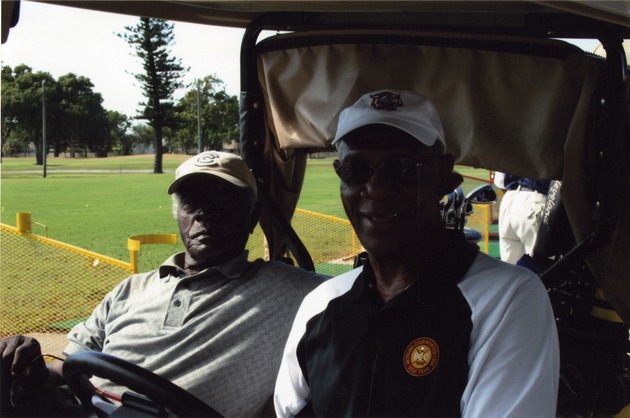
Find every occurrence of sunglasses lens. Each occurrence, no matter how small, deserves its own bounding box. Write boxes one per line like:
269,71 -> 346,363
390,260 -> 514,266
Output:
390,158 -> 418,183
334,160 -> 372,184
334,158 -> 421,185
381,158 -> 418,183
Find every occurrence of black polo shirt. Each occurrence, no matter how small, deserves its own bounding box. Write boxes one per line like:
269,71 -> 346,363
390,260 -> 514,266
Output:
297,232 -> 478,417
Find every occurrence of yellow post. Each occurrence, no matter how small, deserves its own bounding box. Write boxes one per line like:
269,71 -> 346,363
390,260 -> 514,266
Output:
127,234 -> 178,274
16,212 -> 31,233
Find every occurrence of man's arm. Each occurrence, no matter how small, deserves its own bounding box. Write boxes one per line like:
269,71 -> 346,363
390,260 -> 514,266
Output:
460,262 -> 560,417
275,269 -> 362,417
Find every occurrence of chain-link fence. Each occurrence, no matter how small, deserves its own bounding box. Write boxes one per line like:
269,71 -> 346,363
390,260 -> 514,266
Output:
465,204 -> 492,255
0,223 -> 134,353
1,205 -> 492,354
290,204 -> 493,275
293,209 -> 358,276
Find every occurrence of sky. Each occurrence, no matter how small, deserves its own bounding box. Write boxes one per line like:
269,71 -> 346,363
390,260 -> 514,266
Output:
1,1 -> 247,117
1,1 -> 603,119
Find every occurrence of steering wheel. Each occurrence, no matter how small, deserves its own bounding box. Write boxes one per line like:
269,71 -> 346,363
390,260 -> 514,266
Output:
63,351 -> 223,418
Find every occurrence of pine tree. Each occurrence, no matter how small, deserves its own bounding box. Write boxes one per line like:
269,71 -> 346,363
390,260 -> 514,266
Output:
120,18 -> 187,173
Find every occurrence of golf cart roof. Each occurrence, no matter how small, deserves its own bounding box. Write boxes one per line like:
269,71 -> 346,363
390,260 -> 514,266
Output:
2,1 -> 630,44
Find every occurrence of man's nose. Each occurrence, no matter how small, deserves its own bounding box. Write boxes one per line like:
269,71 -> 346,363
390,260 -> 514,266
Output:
361,169 -> 394,199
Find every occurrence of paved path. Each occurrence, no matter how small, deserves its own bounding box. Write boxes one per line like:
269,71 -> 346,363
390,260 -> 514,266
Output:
8,169 -> 175,174
26,332 -> 68,355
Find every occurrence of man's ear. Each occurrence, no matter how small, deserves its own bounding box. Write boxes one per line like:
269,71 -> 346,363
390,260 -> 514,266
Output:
434,155 -> 461,198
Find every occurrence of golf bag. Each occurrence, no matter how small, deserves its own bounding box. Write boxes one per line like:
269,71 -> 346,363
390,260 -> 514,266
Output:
527,180 -> 630,416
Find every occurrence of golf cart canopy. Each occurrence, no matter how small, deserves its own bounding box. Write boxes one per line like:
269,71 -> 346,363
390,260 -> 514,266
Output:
3,1 -> 630,38
2,1 -> 629,323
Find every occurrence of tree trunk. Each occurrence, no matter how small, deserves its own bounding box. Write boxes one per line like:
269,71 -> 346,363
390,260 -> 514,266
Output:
34,138 -> 43,165
153,125 -> 164,174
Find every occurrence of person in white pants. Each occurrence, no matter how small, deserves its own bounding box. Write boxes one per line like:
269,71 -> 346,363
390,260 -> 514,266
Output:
495,172 -> 550,264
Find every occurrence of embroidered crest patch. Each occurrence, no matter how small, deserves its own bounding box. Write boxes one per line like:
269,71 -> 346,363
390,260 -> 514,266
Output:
370,91 -> 403,111
403,337 -> 440,376
194,151 -> 221,167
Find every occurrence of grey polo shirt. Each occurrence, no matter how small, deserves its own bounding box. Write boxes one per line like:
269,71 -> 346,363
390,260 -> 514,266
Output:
65,251 -> 326,417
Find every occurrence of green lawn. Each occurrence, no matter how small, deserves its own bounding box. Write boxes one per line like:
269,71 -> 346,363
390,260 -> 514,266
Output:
1,154 -> 493,272
2,171 -> 184,272
1,154 -> 494,335
1,153 -> 189,173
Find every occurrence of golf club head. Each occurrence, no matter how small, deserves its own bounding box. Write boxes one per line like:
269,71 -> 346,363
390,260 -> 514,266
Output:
464,202 -> 474,216
465,184 -> 496,204
453,186 -> 465,211
442,191 -> 456,224
452,186 -> 465,230
464,227 -> 483,244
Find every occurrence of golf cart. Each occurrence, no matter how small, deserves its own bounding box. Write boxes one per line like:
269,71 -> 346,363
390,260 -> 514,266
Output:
2,1 -> 629,416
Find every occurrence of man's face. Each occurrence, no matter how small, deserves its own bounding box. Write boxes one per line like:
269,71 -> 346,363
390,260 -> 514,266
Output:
335,125 -> 451,260
176,175 -> 256,269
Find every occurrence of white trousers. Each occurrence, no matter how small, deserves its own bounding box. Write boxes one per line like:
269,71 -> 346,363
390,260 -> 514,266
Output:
498,189 -> 547,264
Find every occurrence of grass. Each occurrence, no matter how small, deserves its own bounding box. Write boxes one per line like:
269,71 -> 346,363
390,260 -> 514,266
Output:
1,153 -> 189,173
1,154 -> 492,271
1,172 -> 184,272
1,154 -> 493,335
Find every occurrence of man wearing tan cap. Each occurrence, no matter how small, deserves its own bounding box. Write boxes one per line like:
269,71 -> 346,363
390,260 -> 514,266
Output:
275,91 -> 559,417
1,151 -> 326,417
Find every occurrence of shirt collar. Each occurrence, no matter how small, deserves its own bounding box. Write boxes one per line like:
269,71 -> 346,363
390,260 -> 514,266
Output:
351,229 -> 479,302
158,250 -> 251,280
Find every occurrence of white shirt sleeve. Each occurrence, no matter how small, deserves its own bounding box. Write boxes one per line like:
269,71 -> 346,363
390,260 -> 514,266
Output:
459,254 -> 560,418
274,268 -> 362,418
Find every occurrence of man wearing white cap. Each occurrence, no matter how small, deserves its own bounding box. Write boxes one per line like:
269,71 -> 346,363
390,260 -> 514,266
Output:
274,91 -> 559,417
1,151 -> 326,417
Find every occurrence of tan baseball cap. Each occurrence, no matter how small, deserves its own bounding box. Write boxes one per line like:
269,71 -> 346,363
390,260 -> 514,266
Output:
332,90 -> 446,153
167,151 -> 257,198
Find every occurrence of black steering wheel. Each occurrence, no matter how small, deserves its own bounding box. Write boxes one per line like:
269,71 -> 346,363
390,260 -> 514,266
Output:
63,351 -> 223,418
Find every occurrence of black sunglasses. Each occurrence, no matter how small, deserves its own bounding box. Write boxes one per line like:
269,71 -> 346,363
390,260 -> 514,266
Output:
333,157 -> 426,185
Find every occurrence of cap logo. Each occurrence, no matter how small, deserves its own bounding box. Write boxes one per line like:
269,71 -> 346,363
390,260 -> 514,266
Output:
403,337 -> 440,376
370,91 -> 403,111
194,152 -> 221,167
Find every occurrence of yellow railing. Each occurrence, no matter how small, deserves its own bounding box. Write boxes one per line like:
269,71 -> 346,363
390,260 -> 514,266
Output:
128,234 -> 178,274
12,213 -> 133,272
0,213 -> 178,355
14,212 -> 178,275
1,208 -> 493,353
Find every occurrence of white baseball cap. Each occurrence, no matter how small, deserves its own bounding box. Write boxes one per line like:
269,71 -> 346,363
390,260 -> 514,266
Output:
168,151 -> 257,198
332,90 -> 446,152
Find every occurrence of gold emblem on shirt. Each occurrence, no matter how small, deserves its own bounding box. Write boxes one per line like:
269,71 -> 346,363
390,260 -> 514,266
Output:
403,337 -> 440,376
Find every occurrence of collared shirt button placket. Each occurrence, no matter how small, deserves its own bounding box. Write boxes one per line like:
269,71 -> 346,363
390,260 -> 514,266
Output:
165,280 -> 193,327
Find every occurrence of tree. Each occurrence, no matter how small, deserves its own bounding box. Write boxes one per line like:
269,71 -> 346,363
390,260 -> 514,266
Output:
56,73 -> 108,157
174,75 -> 239,153
120,17 -> 187,173
1,65 -> 114,160
106,111 -> 133,156
1,66 -> 21,156
129,123 -> 155,154
206,89 -> 239,151
1,65 -> 55,164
